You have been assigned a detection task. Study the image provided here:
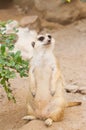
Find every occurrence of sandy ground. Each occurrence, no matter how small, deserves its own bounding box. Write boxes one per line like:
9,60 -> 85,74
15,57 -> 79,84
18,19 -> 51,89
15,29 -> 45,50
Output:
0,6 -> 86,130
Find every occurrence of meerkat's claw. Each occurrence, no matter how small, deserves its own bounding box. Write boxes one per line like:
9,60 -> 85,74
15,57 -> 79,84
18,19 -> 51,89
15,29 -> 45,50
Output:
50,89 -> 55,96
31,91 -> 36,97
45,118 -> 53,126
30,88 -> 36,97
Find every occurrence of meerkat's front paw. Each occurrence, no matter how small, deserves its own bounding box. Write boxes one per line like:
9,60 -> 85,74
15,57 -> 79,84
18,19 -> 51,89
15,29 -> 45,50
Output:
30,87 -> 36,97
50,88 -> 55,96
31,90 -> 36,97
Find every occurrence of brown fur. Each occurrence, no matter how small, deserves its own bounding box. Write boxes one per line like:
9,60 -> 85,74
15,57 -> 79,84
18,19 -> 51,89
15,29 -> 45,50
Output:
67,102 -> 81,107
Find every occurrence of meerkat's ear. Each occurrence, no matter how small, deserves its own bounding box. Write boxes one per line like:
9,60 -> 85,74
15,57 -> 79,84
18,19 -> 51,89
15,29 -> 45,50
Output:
31,42 -> 35,48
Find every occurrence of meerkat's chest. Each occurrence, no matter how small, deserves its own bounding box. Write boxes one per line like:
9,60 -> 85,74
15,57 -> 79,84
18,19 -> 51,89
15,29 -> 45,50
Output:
30,53 -> 56,99
32,52 -> 55,68
33,54 -> 52,87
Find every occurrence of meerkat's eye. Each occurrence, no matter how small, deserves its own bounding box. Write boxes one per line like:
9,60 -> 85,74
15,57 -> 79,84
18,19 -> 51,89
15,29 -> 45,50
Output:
32,42 -> 35,48
48,35 -> 52,39
38,36 -> 45,41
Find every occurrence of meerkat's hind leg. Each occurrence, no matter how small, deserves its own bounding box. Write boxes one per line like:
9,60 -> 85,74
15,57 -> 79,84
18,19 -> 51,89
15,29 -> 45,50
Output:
22,115 -> 36,121
45,118 -> 53,127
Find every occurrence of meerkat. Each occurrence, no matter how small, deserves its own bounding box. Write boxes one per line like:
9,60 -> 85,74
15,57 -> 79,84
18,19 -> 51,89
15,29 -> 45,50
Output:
23,34 -> 81,126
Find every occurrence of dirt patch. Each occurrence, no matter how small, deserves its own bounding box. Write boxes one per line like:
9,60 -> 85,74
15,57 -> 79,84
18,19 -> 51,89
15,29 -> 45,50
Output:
0,7 -> 86,130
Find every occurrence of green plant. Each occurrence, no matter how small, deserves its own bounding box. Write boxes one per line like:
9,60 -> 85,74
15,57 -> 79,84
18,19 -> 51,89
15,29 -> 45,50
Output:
0,20 -> 29,102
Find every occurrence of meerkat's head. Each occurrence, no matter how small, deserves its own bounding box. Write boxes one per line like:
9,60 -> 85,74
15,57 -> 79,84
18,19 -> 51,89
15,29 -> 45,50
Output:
32,34 -> 55,51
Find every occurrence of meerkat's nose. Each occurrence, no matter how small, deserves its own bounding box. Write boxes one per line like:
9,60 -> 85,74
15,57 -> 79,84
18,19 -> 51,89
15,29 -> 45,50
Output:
48,35 -> 52,39
48,39 -> 51,43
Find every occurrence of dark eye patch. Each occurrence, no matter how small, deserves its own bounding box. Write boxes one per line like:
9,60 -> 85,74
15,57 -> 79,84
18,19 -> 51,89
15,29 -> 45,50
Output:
48,35 -> 51,39
38,36 -> 45,41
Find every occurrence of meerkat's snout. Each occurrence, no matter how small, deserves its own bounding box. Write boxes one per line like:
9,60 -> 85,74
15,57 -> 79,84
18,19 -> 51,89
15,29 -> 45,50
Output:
45,34 -> 52,45
47,39 -> 51,44
47,35 -> 51,43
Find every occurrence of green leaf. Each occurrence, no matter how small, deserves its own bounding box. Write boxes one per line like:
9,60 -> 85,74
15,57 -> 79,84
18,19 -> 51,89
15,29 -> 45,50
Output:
7,19 -> 13,24
0,79 -> 5,85
0,21 -> 6,27
1,44 -> 6,54
13,27 -> 19,33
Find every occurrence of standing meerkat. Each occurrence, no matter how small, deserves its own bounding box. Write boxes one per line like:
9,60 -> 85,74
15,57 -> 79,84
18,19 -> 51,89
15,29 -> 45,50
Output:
23,34 -> 81,126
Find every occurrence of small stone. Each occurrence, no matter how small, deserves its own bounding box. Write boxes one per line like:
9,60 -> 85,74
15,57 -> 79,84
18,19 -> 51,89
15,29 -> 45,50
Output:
79,87 -> 86,95
65,85 -> 86,95
65,84 -> 79,93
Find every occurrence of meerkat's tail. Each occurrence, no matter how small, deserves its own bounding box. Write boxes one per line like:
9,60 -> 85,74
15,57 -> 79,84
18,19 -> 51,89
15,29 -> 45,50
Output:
66,102 -> 82,107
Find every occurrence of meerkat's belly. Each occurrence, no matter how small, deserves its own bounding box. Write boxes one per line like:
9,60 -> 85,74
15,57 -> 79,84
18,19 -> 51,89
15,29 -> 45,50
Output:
28,92 -> 65,119
35,65 -> 52,97
28,65 -> 51,117
28,65 -> 65,119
